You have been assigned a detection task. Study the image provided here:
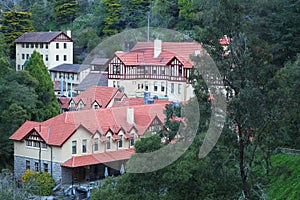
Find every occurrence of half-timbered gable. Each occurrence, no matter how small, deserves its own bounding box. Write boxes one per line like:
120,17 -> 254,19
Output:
108,56 -> 125,79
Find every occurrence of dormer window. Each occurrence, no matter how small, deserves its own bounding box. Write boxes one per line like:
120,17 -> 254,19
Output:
94,104 -> 99,109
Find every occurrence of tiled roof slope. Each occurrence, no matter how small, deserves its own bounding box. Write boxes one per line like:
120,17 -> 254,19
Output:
75,72 -> 108,91
9,104 -> 168,146
71,86 -> 121,109
14,32 -> 74,43
115,42 -> 202,68
49,64 -> 90,73
62,148 -> 135,168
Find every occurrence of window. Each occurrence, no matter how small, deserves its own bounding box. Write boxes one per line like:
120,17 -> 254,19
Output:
138,84 -> 140,89
171,83 -> 174,93
22,54 -> 25,59
17,65 -> 21,70
41,54 -> 43,59
26,160 -> 30,170
118,136 -> 123,148
113,65 -> 120,74
161,82 -> 165,92
161,67 -> 165,75
56,55 -> 59,61
45,44 -> 48,49
34,162 -> 39,172
31,43 -> 34,48
72,141 -> 77,154
21,43 -> 24,48
171,66 -> 175,76
145,81 -> 149,91
106,136 -> 111,150
130,135 -> 134,146
26,54 -> 29,59
64,43 -> 67,49
33,141 -> 40,148
179,66 -> 183,76
45,55 -> 48,61
94,104 -> 99,109
154,82 -> 158,91
82,139 -> 87,153
153,67 -> 157,75
26,43 -> 29,48
44,163 -> 48,172
178,84 -> 182,94
42,143 -> 47,149
94,139 -> 99,151
64,55 -> 67,61
40,43 -> 43,48
56,43 -> 59,49
35,43 -> 38,48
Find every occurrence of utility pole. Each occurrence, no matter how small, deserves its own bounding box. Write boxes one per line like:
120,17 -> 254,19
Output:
147,11 -> 150,42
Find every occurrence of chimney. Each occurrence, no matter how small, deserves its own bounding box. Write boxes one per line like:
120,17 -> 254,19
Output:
154,39 -> 162,58
127,107 -> 134,125
66,29 -> 71,38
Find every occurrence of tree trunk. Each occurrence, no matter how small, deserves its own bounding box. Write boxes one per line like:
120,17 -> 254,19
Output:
239,134 -> 250,199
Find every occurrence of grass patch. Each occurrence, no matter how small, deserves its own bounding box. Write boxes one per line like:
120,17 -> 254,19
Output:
266,153 -> 300,200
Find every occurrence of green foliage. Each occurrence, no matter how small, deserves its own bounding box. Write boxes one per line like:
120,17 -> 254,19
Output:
23,170 -> 55,196
30,2 -> 56,31
266,154 -> 300,199
54,0 -> 80,25
102,0 -> 123,36
25,51 -> 60,121
0,8 -> 34,58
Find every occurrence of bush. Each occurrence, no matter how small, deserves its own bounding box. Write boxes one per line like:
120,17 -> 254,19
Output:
22,170 -> 55,196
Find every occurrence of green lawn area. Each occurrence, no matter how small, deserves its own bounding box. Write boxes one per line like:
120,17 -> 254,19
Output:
266,153 -> 300,200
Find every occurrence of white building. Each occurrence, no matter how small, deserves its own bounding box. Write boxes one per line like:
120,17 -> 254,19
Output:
14,30 -> 74,70
107,40 -> 203,102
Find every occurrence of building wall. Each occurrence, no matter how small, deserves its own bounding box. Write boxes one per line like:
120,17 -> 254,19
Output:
108,79 -> 195,102
14,155 -> 62,182
15,40 -> 73,70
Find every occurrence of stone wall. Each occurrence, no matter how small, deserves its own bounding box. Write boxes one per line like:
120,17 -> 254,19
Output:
14,156 -> 62,182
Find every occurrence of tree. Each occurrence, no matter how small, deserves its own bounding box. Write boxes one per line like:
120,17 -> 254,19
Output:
151,0 -> 179,29
0,6 -> 35,58
54,0 -> 80,26
102,0 -> 123,36
30,2 -> 56,31
25,51 -> 60,121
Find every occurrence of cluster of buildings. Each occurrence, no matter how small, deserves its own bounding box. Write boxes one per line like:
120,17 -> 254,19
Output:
10,30 -> 210,184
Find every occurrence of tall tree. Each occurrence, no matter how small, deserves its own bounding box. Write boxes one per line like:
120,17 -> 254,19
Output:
102,0 -> 123,36
25,51 -> 60,121
54,0 -> 80,26
0,6 -> 35,58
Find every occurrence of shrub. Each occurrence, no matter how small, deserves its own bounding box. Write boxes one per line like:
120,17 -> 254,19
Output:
22,170 -> 55,196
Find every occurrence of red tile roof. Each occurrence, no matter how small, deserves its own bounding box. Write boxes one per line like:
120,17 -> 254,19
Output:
61,148 -> 135,168
10,104 -> 168,146
114,42 -> 203,69
71,86 -> 123,109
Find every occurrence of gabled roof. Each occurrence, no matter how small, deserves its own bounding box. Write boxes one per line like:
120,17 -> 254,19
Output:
75,72 -> 108,91
49,64 -> 90,73
14,31 -> 74,43
9,104 -> 168,146
90,58 -> 109,66
71,86 -> 122,109
113,41 -> 202,68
